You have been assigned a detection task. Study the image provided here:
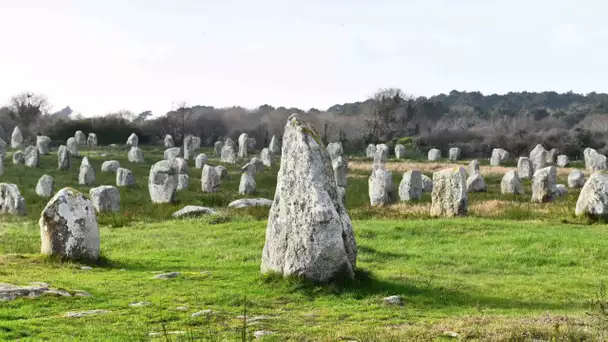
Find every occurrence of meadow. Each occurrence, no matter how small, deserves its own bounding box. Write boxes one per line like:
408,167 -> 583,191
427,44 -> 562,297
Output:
1,146 -> 607,341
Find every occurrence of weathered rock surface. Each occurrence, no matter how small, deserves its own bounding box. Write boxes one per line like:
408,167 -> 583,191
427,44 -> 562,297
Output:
74,131 -> 86,146
12,150 -> 24,164
67,137 -> 79,157
531,166 -> 557,203
170,157 -> 188,175
517,157 -> 534,179
468,160 -> 480,177
238,133 -> 249,159
374,144 -> 389,167
529,144 -> 547,172
575,172 -> 608,218
369,167 -> 397,206
214,141 -> 223,156
555,184 -> 568,197
57,145 -> 71,170
448,147 -> 461,161
36,135 -> 51,155
128,147 -> 144,163
239,163 -> 257,195
394,144 -> 405,159
251,156 -> 264,173
557,155 -> 569,167
501,170 -> 524,195
221,139 -> 237,164
201,165 -> 220,193
428,148 -> 441,161
228,198 -> 273,208
430,167 -> 468,217
126,133 -> 138,147
87,133 -> 98,147
269,135 -> 280,154
366,144 -> 376,159
101,160 -> 120,173
164,147 -> 181,160
148,160 -> 178,203
260,148 -> 272,167
568,169 -> 586,188
327,142 -> 343,160
421,174 -> 433,192
0,183 -> 26,215
490,148 -> 509,166
177,174 -> 189,191
586,149 -> 607,172
398,170 -> 422,201
215,165 -> 228,179
546,148 -> 559,164
116,168 -> 135,187
164,134 -> 174,148
78,157 -> 96,185
24,146 -> 39,167
172,205 -> 216,218
11,127 -> 23,149
183,135 -> 199,161
89,186 -> 120,213
466,173 -> 487,192
195,154 -> 208,169
36,175 -> 54,197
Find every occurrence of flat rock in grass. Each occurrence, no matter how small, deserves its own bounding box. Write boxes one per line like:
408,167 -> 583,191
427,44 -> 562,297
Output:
195,153 -> 208,169
89,186 -> 120,213
254,331 -> 273,339
215,165 -> 228,179
517,157 -> 534,179
80,266 -> 93,271
65,309 -> 109,318
57,145 -> 71,170
129,301 -> 151,307
531,166 -> 557,203
501,170 -> 524,195
74,290 -> 92,297
366,144 -> 376,159
213,141 -> 223,156
428,148 -> 441,161
430,167 -> 468,217
490,148 -> 509,166
36,175 -> 54,197
0,183 -> 26,216
12,150 -> 24,164
24,146 -> 39,167
191,310 -> 215,317
576,172 -> 608,218
164,147 -> 181,160
127,147 -> 144,163
172,205 -> 216,218
149,331 -> 185,337
101,160 -> 120,173
557,155 -> 569,167
36,135 -> 51,155
116,168 -> 135,187
0,283 -> 48,301
153,272 -> 180,279
148,160 -> 178,203
383,295 -> 404,306
568,169 -> 586,188
228,198 -> 273,208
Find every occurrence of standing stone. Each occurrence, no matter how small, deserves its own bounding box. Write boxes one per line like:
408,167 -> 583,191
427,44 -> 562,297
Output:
501,170 -> 524,195
261,114 -> 357,283
586,149 -> 607,172
584,148 -> 595,170
430,167 -> 467,217
557,155 -> 569,167
148,160 -> 178,203
269,135 -> 280,154
247,137 -> 256,151
369,167 -> 397,206
531,166 -> 557,203
12,150 -> 24,164
529,144 -> 547,172
394,144 -> 406,159
201,165 -> 220,193
374,144 -> 389,167
0,137 -> 5,159
251,156 -> 265,173
213,141 -> 223,157
517,157 -> 534,179
24,146 -> 39,168
164,147 -> 181,160
546,148 -> 559,164
239,163 -> 257,195
87,133 -> 98,147
39,188 -> 99,260
164,135 -> 174,148
36,135 -> 51,155
490,148 -> 509,166
128,147 -> 144,163
260,148 -> 272,167
89,186 -> 120,213
366,144 -> 376,159
116,168 -> 135,187
398,170 -> 422,201
78,157 -> 95,185
67,137 -> 79,157
468,160 -> 480,177
448,147 -> 461,161
238,133 -> 249,159
195,154 -> 208,169
568,170 -> 586,188
177,174 -> 190,191
126,133 -> 138,147
428,149 -> 441,161
36,175 -> 54,197
183,135 -> 199,161
221,139 -> 237,164
11,127 -> 23,149
170,158 -> 189,191
327,142 -> 343,160
0,183 -> 26,215
101,160 -> 120,173
74,131 -> 86,146
57,145 -> 71,170
575,172 -> 608,219
466,173 -> 487,192
421,174 -> 433,192
333,155 -> 348,204
215,165 -> 228,179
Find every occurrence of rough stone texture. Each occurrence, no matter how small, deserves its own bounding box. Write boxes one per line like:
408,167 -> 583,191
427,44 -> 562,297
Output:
36,175 -> 54,197
366,144 -> 376,159
37,135 -> 51,155
0,183 -> 26,215
39,188 -> 99,260
0,158 -> 3,177
12,150 -> 24,164
501,170 -> 524,195
261,114 -> 357,283
394,144 -> 406,159
529,144 -> 547,172
327,142 -> 343,160
126,133 -> 138,147
269,135 -> 280,154
586,149 -> 607,172
116,168 -> 135,187
67,137 -> 79,157
428,148 -> 441,161
101,160 -> 120,173
172,205 -> 216,218
557,155 -> 569,167
575,172 -> 608,218
201,165 -> 220,193
430,167 -> 468,217
195,154 -> 208,169
383,295 -> 404,306
164,147 -> 182,160
87,133 -> 98,147
24,146 -> 39,168
89,186 -> 120,213
215,165 -> 228,179
239,163 -> 257,195
221,139 -> 237,164
251,156 -> 264,173
164,134 -> 174,148
531,166 -> 557,203
78,158 -> 96,185
0,138 -> 5,159
468,160 -> 480,177
398,170 -> 422,201
11,127 -> 23,149
546,148 -> 559,164
213,141 -> 223,157
177,174 -> 189,191
490,148 -> 509,166
584,148 -> 595,170
238,133 -> 249,159
369,167 -> 397,206
128,147 -> 144,163
74,131 -> 86,146
448,147 -> 461,161
228,198 -> 273,208
466,173 -> 487,192
517,157 -> 534,179
568,169 -> 586,188
260,148 -> 272,167
374,144 -> 389,167
65,310 -> 108,318
57,145 -> 71,170
148,160 -> 178,203
421,174 -> 433,192
183,135 -> 199,161
170,157 -> 188,175
555,184 -> 568,197
247,137 -> 256,151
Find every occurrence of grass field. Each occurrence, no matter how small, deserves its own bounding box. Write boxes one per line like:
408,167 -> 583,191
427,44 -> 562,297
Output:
1,146 -> 606,341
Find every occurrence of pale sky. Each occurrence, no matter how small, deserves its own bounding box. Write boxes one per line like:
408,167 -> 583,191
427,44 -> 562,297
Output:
0,0 -> 606,117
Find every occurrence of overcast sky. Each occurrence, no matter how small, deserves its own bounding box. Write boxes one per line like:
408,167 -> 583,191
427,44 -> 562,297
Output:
0,0 -> 606,116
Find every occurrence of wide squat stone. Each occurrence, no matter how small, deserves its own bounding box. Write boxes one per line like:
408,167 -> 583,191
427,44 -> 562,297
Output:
531,166 -> 557,203
201,165 -> 220,193
517,157 -> 534,179
148,160 -> 178,203
128,147 -> 144,163
101,160 -> 120,173
89,186 -> 120,213
501,170 -> 524,195
261,114 -> 357,283
568,170 -> 586,188
0,183 -> 26,215
575,172 -> 608,219
490,148 -> 509,166
369,167 -> 396,206
39,188 -> 99,260
430,167 -> 467,217
36,175 -> 54,197
466,173 -> 487,192
428,148 -> 441,161
116,168 -> 135,187
398,170 -> 422,201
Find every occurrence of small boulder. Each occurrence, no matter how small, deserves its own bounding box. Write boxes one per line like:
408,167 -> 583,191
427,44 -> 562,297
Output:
101,160 -> 120,173
127,147 -> 144,163
466,173 -> 487,193
448,147 -> 461,161
36,175 -> 54,197
554,184 -> 568,197
89,186 -> 120,213
557,155 -> 569,167
501,170 -> 524,195
12,150 -> 24,164
575,172 -> 608,219
126,133 -> 138,147
74,131 -> 86,146
383,295 -> 404,306
490,148 -> 509,166
215,165 -> 228,179
568,169 -> 586,188
67,137 -> 79,157
430,167 -> 468,217
398,170 -> 422,201
0,183 -> 26,215
531,166 -> 557,203
24,146 -> 39,167
78,158 -> 96,185
87,133 -> 98,147
116,168 -> 135,187
195,154 -> 208,169
172,206 -> 216,218
394,144 -> 405,159
36,135 -> 51,155
201,165 -> 220,193
428,148 -> 441,162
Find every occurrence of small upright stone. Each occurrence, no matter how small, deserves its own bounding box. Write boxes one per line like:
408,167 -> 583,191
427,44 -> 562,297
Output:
467,173 -> 487,192
260,148 -> 272,167
11,127 -> 23,149
398,170 -> 422,201
215,165 -> 228,179
74,131 -> 86,146
369,167 -> 396,206
568,170 -> 585,188
213,141 -> 223,157
546,148 -> 559,164
78,157 -> 96,185
183,135 -> 199,161
374,144 -> 389,167
116,168 -> 135,187
557,155 -> 569,167
195,154 -> 208,169
164,134 -> 174,148
269,135 -> 280,154
57,145 -> 71,170
468,160 -> 480,177
24,146 -> 39,168
201,165 -> 220,193
87,133 -> 98,147
12,150 -> 24,164
39,188 -> 99,260
239,163 -> 257,195
170,158 -> 189,191
421,174 -> 433,192
36,175 -> 54,197
89,186 -> 120,213
247,137 -> 256,151
126,133 -> 138,147
238,133 -> 249,159
490,148 -> 509,166
501,170 -> 524,195
430,167 -> 468,217
327,142 -> 343,160
529,144 -> 547,172
0,183 -> 26,215
251,156 -> 264,173
428,148 -> 441,161
164,147 -> 181,160
448,147 -> 461,161
67,137 -> 79,157
531,166 -> 557,203
221,139 -> 237,164
366,144 -> 376,159
587,149 -> 607,172
36,135 -> 51,155
101,160 -> 120,173
575,172 -> 608,219
394,144 -> 406,159
148,160 -> 178,203
517,157 -> 534,179
128,147 -> 144,163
